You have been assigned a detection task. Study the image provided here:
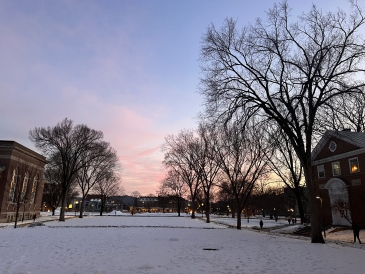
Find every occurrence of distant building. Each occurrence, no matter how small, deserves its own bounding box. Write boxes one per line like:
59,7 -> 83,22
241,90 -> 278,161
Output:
136,196 -> 188,213
108,195 -> 136,211
0,141 -> 47,223
312,130 -> 365,227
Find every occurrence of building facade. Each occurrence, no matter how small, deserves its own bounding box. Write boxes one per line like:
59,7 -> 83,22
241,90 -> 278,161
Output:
312,130 -> 365,228
0,141 -> 47,223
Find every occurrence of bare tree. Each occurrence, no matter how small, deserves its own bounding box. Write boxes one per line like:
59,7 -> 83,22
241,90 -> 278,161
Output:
163,130 -> 202,219
160,169 -> 188,216
200,1 -> 365,243
194,123 -> 221,223
29,118 -> 104,221
131,191 -> 141,198
217,181 -> 235,217
76,142 -> 119,218
213,119 -> 271,229
266,127 -> 307,223
93,173 -> 122,216
43,166 -> 62,215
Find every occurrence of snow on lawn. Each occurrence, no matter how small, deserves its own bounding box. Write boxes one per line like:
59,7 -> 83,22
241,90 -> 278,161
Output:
45,215 -> 225,228
1,215 -> 365,274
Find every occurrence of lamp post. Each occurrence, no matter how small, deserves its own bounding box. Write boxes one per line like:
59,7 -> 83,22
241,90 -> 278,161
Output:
201,203 -> 204,218
316,196 -> 326,238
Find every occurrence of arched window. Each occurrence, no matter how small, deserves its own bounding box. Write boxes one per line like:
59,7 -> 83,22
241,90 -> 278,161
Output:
21,172 -> 29,201
8,169 -> 17,203
30,174 -> 38,204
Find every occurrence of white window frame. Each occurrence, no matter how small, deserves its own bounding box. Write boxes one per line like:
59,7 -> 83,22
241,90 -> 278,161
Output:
332,161 -> 341,176
317,165 -> 325,178
349,157 -> 360,173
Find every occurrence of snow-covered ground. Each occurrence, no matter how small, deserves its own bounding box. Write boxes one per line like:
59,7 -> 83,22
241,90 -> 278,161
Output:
0,213 -> 364,274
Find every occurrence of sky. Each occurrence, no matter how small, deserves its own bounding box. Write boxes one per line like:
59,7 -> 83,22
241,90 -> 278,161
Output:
0,0 -> 352,195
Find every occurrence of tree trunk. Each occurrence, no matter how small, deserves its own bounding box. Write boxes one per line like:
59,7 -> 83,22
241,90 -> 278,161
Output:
304,163 -> 325,243
205,199 -> 210,223
22,204 -> 26,222
177,196 -> 181,217
59,186 -> 68,222
191,198 -> 196,219
59,197 -> 66,221
237,210 -> 242,229
14,204 -> 20,228
79,197 -> 85,218
295,191 -> 306,225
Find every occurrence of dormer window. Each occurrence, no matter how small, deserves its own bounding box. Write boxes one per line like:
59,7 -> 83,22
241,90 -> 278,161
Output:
332,161 -> 341,176
349,157 -> 360,173
317,165 -> 325,178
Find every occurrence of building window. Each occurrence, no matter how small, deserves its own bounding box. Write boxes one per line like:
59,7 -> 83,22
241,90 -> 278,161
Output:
349,158 -> 360,173
30,174 -> 38,204
317,165 -> 325,178
8,169 -> 17,203
332,161 -> 341,176
21,172 -> 29,201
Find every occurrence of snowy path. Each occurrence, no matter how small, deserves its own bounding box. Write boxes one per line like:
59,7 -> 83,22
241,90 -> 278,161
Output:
0,216 -> 364,274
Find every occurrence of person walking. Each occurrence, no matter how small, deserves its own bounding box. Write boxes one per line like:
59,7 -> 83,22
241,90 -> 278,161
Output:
352,222 -> 361,244
33,214 -> 36,222
259,220 -> 263,229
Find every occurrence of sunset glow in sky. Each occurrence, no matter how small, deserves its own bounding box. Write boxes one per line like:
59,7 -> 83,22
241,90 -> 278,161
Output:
0,0 -> 350,195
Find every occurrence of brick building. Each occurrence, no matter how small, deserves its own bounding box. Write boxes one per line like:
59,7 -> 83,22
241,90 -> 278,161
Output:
0,141 -> 47,223
312,130 -> 365,228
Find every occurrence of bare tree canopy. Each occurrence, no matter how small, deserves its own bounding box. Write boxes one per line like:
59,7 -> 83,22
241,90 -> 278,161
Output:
214,119 -> 271,229
131,191 -> 141,198
319,91 -> 365,132
265,126 -> 306,223
76,142 -> 120,218
159,169 -> 188,216
93,173 -> 123,216
29,118 -> 104,221
200,1 -> 365,243
162,129 -> 201,219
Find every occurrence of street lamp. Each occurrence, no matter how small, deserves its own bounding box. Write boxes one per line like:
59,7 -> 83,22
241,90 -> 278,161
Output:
201,203 -> 204,218
316,196 -> 326,238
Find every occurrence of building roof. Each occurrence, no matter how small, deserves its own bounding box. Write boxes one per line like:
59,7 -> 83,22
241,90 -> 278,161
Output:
0,140 -> 47,163
312,130 -> 365,161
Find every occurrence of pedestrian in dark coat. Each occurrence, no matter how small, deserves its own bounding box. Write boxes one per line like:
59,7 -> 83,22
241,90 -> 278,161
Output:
259,220 -> 263,229
33,214 -> 36,222
352,222 -> 361,244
